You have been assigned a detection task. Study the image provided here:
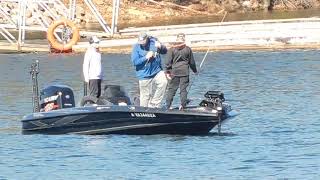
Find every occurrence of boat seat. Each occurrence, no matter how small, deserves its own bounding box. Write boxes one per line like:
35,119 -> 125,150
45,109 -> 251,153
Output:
101,85 -> 131,105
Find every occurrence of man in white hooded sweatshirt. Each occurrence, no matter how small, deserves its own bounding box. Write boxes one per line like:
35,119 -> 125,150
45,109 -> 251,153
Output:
83,36 -> 103,98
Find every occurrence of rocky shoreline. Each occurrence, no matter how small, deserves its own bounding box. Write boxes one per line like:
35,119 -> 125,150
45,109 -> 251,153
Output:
88,0 -> 320,26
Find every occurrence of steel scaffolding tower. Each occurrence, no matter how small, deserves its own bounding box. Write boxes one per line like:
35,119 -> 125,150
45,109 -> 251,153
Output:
0,0 -> 120,49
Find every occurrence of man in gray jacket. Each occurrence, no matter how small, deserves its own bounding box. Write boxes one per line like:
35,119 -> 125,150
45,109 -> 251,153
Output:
165,33 -> 197,110
83,36 -> 103,98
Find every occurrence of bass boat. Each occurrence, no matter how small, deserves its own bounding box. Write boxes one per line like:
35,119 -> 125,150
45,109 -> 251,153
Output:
21,61 -> 237,135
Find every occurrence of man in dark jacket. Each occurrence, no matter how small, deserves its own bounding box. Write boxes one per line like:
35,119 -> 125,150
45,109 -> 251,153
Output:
165,33 -> 197,110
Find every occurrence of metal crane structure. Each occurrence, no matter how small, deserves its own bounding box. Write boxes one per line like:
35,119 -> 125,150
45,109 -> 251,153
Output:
0,0 -> 120,50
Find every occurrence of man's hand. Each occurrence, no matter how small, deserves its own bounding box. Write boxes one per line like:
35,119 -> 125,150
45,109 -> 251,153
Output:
155,41 -> 161,48
165,71 -> 172,80
146,51 -> 154,60
194,71 -> 199,75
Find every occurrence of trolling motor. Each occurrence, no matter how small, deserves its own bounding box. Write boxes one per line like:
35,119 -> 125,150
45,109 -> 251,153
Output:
199,91 -> 225,109
199,91 -> 225,135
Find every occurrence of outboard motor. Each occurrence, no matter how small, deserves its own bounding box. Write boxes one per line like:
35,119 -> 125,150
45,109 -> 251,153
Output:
40,84 -> 75,112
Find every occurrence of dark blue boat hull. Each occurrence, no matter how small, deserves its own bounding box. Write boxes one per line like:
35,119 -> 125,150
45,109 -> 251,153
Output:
22,105 -> 231,135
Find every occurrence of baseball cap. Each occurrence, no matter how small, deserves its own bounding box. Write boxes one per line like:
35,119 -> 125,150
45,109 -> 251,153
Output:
89,36 -> 100,44
138,32 -> 148,44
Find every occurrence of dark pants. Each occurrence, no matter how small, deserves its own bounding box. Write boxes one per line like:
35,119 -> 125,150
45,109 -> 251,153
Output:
89,79 -> 102,98
166,76 -> 189,109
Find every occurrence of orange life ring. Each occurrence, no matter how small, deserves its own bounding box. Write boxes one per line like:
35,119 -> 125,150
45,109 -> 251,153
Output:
47,19 -> 79,51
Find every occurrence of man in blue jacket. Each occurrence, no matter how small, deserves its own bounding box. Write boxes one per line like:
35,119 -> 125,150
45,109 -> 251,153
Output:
131,32 -> 168,108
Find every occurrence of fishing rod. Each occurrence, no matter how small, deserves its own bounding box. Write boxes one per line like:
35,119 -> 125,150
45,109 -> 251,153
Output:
187,11 -> 228,95
186,12 -> 227,135
186,48 -> 210,94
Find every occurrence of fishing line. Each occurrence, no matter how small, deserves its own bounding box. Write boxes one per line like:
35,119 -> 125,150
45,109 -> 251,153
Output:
186,11 -> 228,95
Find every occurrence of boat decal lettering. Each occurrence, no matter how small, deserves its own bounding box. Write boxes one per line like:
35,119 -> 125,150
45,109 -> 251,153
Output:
130,112 -> 156,118
129,107 -> 136,110
97,107 -> 111,110
42,95 -> 59,103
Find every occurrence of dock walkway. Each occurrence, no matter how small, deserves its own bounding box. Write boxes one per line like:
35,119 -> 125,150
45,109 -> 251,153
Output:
1,17 -> 320,53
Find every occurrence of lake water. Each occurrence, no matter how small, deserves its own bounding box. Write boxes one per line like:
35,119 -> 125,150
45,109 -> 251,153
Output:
0,50 -> 319,179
